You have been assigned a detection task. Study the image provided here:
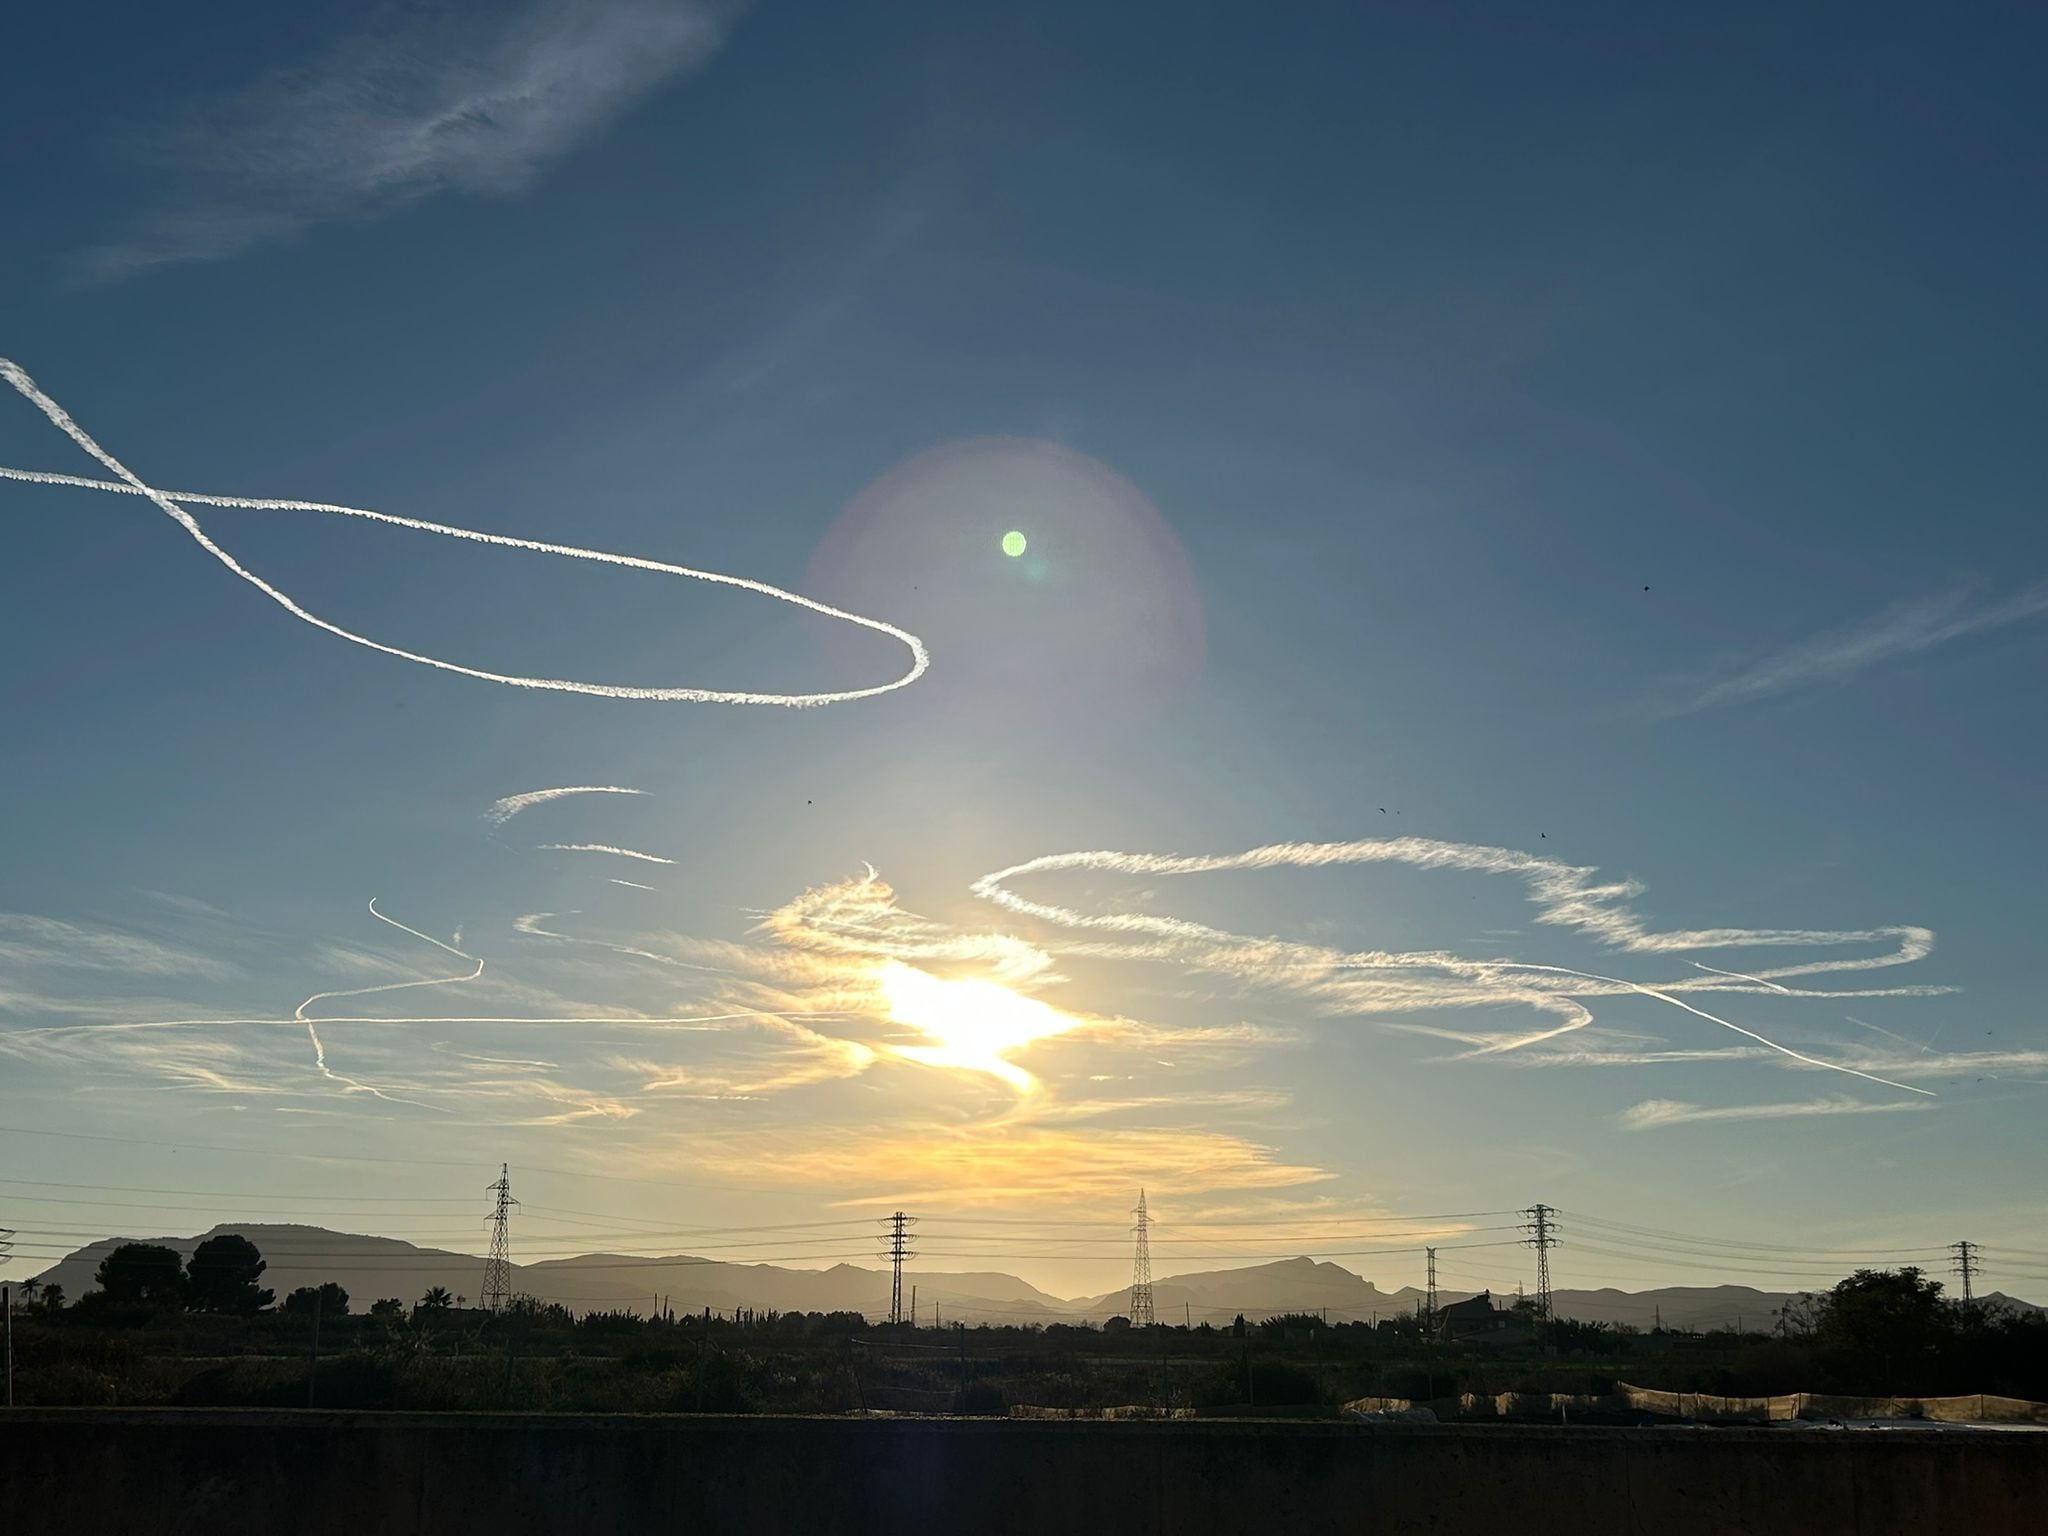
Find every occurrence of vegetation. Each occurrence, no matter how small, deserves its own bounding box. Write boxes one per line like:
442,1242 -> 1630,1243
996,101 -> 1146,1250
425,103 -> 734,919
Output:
12,1241 -> 2045,1414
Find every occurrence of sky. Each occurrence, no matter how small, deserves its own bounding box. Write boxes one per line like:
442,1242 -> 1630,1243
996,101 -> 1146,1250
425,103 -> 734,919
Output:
2,0 -> 2045,1305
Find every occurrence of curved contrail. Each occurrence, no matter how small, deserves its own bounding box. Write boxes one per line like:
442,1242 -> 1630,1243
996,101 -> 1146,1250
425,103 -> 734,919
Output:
971,837 -> 1939,1096
0,359 -> 930,705
487,786 -> 647,825
294,898 -> 481,1108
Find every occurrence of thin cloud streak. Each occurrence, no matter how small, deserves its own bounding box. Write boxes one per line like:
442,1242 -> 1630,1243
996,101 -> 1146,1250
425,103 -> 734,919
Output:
1617,1096 -> 1936,1131
0,914 -> 238,981
539,844 -> 675,865
1676,582 -> 2048,713
487,786 -> 647,825
74,0 -> 742,280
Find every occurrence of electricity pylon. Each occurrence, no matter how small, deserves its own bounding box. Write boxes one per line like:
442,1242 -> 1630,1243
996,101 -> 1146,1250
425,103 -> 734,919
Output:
1950,1240 -> 1980,1303
1129,1190 -> 1155,1327
1523,1204 -> 1558,1319
482,1165 -> 517,1313
878,1212 -> 918,1325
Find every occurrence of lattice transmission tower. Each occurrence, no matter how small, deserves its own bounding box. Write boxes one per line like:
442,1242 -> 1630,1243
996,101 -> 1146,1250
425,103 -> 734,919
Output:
1128,1190 -> 1155,1327
482,1164 -> 518,1313
878,1212 -> 918,1326
1522,1204 -> 1558,1319
1424,1245 -> 1438,1326
1951,1239 -> 1980,1303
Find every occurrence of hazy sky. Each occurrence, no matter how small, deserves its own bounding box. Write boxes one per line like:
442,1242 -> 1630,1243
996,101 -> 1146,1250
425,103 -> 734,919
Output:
3,0 -> 2044,1302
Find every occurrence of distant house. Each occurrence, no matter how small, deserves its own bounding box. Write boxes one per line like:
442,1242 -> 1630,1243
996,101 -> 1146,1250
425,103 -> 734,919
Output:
1436,1291 -> 1509,1341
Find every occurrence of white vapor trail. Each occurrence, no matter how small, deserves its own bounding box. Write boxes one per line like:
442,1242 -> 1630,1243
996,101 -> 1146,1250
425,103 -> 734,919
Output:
487,785 -> 647,825
0,359 -> 930,705
294,899 -> 482,1107
608,878 -> 657,891
539,843 -> 674,864
1690,960 -> 1793,995
972,837 -> 1941,1098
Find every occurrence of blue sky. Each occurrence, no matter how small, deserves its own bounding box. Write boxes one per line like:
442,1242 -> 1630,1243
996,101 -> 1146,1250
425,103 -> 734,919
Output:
2,0 -> 2044,1300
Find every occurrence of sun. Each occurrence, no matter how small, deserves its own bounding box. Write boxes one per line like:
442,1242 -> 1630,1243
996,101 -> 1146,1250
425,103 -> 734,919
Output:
877,961 -> 1075,1092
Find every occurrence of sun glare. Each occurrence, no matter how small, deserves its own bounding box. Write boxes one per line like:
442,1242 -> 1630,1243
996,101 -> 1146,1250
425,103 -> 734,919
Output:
878,961 -> 1074,1092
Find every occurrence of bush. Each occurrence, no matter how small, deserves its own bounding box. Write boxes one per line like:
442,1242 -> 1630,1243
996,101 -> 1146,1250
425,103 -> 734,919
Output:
1193,1359 -> 1325,1409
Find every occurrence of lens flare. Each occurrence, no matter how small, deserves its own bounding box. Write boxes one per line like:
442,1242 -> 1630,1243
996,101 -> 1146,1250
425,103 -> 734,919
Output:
1001,529 -> 1028,557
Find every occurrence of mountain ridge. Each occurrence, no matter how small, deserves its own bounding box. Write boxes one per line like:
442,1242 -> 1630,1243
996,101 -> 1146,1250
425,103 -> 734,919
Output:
26,1225 -> 2042,1328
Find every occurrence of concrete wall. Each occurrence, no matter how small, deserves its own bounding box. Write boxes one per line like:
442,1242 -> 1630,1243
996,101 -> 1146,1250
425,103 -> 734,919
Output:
2,1411 -> 2044,1536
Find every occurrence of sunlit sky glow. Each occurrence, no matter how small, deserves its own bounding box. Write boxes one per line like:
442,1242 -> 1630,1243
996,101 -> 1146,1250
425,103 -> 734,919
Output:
1,0 -> 2044,1301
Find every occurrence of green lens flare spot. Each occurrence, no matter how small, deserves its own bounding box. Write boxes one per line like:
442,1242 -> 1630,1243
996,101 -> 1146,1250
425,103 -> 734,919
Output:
1001,530 -> 1028,558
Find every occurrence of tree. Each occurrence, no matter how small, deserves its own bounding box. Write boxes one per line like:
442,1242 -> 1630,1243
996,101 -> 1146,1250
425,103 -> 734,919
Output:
187,1234 -> 274,1314
1813,1267 -> 1956,1392
419,1286 -> 454,1312
94,1243 -> 187,1309
283,1282 -> 350,1318
37,1282 -> 65,1314
369,1298 -> 406,1320
19,1278 -> 40,1307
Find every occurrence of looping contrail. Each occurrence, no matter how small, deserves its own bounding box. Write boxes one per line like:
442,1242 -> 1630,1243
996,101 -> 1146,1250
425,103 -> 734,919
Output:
971,837 -> 1940,1097
0,359 -> 930,705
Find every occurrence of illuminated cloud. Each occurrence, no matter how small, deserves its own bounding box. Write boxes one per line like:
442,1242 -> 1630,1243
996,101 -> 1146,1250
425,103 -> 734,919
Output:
0,359 -> 929,706
697,1124 -> 1330,1208
1618,1096 -> 1936,1132
972,837 -> 1945,1096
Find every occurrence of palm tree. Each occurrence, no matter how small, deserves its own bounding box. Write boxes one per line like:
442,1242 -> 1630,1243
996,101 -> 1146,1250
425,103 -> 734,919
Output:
420,1286 -> 453,1311
19,1278 -> 39,1306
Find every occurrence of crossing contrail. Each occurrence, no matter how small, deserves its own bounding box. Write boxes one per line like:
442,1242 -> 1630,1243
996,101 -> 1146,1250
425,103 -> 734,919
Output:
971,837 -> 1942,1097
294,898 -> 480,1108
487,786 -> 647,825
0,358 -> 930,705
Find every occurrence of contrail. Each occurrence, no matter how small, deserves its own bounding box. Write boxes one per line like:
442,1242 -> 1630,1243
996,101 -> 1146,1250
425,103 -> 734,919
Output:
0,359 -> 930,705
971,837 -> 1941,1099
487,786 -> 646,825
608,878 -> 657,891
538,843 -> 674,864
1689,960 -> 1792,995
294,898 -> 481,1108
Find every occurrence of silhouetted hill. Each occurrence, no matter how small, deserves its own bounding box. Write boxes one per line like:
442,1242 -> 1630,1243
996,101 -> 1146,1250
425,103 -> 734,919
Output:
28,1227 -> 2042,1325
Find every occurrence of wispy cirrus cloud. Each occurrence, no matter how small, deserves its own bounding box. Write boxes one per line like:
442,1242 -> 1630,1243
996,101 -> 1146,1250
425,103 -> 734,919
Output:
0,914 -> 239,980
75,0 -> 741,282
1674,582 -> 2048,714
1617,1095 -> 1935,1132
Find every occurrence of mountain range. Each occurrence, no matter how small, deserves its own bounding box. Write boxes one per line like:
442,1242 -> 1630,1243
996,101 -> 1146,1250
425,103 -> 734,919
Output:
27,1225 -> 2040,1330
